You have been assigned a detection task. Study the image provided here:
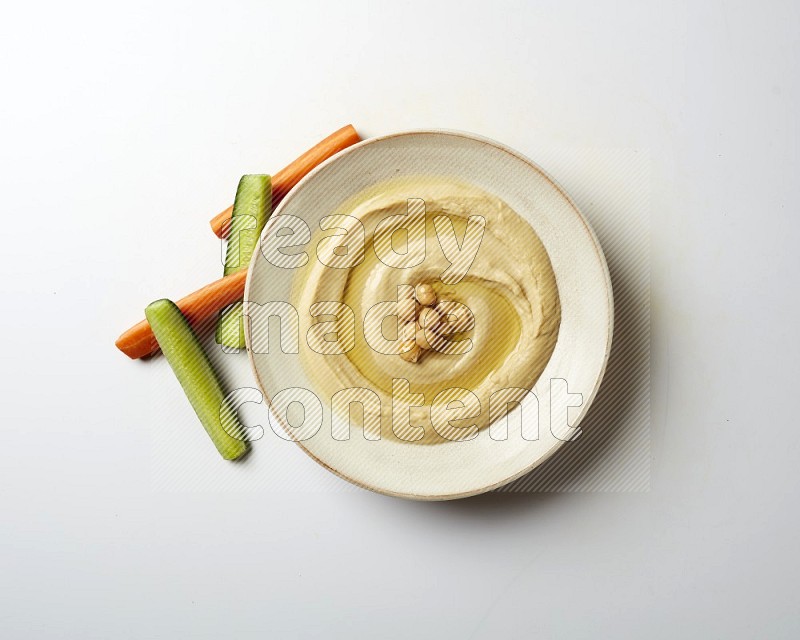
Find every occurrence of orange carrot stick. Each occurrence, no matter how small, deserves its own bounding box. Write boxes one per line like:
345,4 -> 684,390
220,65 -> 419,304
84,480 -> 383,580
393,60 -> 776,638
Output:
115,269 -> 248,359
209,124 -> 361,238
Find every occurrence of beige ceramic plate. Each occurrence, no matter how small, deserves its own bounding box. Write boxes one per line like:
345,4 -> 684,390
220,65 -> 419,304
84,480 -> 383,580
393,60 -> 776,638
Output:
245,130 -> 613,500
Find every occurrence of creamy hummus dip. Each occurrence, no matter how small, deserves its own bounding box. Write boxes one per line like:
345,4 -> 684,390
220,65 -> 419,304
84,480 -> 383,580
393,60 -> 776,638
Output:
291,177 -> 560,444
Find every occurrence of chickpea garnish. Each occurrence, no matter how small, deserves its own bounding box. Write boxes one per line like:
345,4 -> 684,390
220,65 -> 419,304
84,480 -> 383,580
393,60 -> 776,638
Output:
399,321 -> 417,342
398,282 -> 449,363
398,339 -> 423,363
415,322 -> 433,350
415,283 -> 437,307
418,306 -> 441,330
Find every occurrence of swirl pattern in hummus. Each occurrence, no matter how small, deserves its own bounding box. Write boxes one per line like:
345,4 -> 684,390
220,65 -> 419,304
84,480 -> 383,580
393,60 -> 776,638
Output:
292,177 -> 560,444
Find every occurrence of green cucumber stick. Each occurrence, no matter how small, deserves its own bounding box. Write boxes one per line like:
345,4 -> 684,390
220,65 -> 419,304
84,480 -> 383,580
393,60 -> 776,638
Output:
215,301 -> 245,347
217,174 -> 272,348
146,299 -> 249,460
224,174 -> 272,276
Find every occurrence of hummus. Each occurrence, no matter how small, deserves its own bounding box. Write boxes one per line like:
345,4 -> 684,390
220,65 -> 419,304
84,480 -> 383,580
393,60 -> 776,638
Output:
291,177 -> 561,444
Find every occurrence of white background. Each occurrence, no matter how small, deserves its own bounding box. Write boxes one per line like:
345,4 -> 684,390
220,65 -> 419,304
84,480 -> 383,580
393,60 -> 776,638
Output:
1,1 -> 798,638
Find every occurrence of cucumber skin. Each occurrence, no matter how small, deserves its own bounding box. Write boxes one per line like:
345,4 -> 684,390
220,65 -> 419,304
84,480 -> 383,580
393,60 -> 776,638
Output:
146,299 -> 249,460
223,174 -> 272,277
215,301 -> 246,349
217,174 -> 272,349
